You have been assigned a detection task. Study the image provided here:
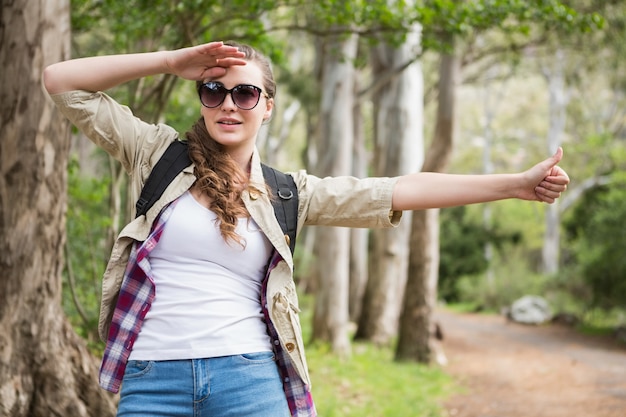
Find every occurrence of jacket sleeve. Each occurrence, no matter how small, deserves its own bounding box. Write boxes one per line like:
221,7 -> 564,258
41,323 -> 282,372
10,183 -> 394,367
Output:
290,170 -> 402,230
49,90 -> 181,206
49,90 -> 178,175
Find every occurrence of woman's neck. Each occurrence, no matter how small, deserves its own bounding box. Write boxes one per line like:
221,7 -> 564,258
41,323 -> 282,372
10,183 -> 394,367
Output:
226,146 -> 254,177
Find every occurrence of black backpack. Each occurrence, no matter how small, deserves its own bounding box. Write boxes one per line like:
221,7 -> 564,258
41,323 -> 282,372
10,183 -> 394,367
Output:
135,140 -> 298,254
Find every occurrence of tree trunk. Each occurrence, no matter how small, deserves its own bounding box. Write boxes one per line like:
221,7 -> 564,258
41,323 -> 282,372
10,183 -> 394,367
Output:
480,66 -> 507,290
396,51 -> 459,362
0,1 -> 116,416
354,24 -> 424,345
349,83 -> 369,323
541,49 -> 568,275
311,34 -> 358,356
396,208 -> 440,362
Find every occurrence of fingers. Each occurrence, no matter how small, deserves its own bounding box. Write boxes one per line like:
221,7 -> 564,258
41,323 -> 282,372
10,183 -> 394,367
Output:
196,56 -> 248,81
534,186 -> 562,203
200,57 -> 249,78
199,42 -> 246,61
196,43 -> 247,74
548,165 -> 570,183
543,167 -> 570,202
203,67 -> 228,78
538,147 -> 564,174
534,149 -> 569,204
167,42 -> 248,81
214,57 -> 248,68
535,179 -> 565,203
539,180 -> 567,193
551,147 -> 563,164
541,151 -> 569,190
536,169 -> 568,202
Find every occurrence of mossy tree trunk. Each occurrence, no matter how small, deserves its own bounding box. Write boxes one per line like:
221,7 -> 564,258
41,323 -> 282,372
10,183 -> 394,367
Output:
0,1 -> 116,415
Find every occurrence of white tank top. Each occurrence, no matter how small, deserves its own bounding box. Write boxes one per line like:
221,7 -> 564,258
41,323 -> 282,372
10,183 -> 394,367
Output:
129,191 -> 273,360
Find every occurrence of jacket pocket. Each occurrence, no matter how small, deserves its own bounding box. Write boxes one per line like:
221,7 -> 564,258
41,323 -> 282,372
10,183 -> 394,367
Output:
271,291 -> 309,383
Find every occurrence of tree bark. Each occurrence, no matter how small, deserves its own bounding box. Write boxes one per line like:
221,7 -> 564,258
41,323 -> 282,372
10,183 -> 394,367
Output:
396,208 -> 440,362
396,51 -> 459,362
355,24 -> 423,345
311,34 -> 358,356
0,1 -> 116,415
349,83 -> 369,323
480,66 -> 509,290
541,49 -> 568,275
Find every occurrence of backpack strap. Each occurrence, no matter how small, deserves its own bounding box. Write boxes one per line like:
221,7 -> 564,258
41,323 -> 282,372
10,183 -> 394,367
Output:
261,164 -> 299,255
135,140 -> 299,254
135,140 -> 191,218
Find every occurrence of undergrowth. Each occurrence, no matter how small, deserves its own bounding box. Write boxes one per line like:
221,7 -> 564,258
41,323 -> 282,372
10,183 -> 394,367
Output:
300,296 -> 457,416
306,342 -> 456,417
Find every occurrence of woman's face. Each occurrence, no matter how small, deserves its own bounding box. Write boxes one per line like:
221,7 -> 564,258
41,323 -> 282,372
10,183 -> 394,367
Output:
200,61 -> 273,163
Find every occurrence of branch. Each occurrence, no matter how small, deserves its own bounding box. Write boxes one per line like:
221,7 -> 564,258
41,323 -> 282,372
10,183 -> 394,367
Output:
266,23 -> 408,39
64,239 -> 90,327
461,36 -> 550,84
356,55 -> 422,105
559,175 -> 612,213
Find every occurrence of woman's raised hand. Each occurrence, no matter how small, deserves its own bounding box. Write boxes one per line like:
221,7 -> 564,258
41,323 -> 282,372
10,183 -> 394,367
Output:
44,41 -> 247,94
518,147 -> 570,204
165,42 -> 247,81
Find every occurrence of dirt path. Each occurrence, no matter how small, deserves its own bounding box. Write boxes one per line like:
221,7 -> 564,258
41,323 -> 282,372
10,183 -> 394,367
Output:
435,309 -> 626,417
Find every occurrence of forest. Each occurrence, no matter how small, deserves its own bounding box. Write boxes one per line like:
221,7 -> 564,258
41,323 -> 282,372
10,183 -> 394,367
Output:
1,0 -> 625,416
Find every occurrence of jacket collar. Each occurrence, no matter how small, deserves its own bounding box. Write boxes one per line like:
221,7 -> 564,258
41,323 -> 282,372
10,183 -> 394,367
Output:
248,147 -> 268,196
243,147 -> 294,267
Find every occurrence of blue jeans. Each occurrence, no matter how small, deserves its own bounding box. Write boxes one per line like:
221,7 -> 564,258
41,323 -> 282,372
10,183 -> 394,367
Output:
116,352 -> 291,417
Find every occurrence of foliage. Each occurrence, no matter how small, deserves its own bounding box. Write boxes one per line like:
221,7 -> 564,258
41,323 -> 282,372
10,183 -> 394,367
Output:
415,0 -> 604,52
563,172 -> 626,310
307,342 -> 455,416
438,205 -> 522,302
561,0 -> 626,89
72,0 -> 277,50
454,245 -> 551,312
71,0 -> 292,126
63,156 -> 110,353
443,0 -> 626,315
69,0 -> 605,58
66,0 -> 607,128
576,307 -> 626,337
299,296 -> 455,416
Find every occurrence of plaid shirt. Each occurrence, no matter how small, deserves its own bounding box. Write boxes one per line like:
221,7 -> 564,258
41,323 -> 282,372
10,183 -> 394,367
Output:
98,201 -> 316,416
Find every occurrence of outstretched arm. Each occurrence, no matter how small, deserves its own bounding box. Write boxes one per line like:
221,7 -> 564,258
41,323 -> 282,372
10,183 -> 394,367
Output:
43,42 -> 247,94
392,148 -> 569,211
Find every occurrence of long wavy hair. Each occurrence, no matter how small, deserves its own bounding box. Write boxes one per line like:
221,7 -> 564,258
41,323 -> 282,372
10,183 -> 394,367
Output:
184,42 -> 276,247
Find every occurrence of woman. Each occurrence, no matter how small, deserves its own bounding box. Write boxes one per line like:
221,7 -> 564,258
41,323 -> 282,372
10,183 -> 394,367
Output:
43,41 -> 569,417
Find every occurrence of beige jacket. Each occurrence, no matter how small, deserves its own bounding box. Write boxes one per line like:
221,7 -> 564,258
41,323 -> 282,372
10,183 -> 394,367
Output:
51,89 -> 402,386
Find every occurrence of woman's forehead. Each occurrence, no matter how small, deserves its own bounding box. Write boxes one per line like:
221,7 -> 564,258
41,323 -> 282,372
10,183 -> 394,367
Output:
207,61 -> 264,87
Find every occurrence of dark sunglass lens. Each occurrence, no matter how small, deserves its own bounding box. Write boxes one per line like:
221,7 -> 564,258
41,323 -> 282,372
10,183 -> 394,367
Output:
232,85 -> 261,110
200,83 -> 226,108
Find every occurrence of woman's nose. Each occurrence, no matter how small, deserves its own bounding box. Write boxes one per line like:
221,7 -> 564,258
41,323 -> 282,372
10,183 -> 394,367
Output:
220,92 -> 237,110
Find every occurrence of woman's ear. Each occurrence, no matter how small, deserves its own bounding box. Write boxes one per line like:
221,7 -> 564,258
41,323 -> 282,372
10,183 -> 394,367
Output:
263,97 -> 274,121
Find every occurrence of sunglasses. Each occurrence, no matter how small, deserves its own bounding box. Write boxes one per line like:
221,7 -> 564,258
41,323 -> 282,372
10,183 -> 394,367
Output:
198,81 -> 269,110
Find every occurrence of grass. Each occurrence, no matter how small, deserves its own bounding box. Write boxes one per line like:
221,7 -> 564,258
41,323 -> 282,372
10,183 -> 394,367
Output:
577,307 -> 626,338
306,342 -> 456,417
299,296 -> 457,416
